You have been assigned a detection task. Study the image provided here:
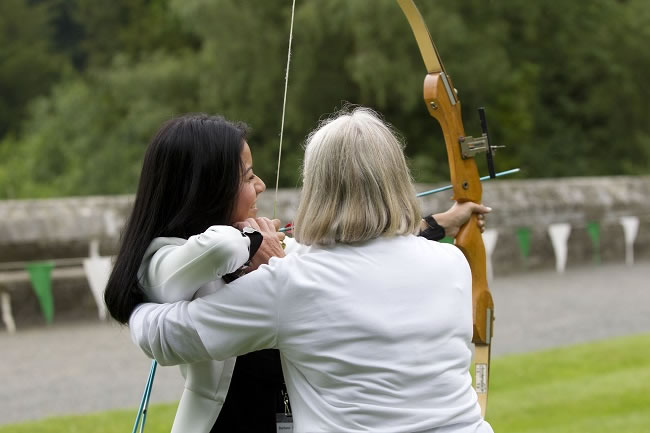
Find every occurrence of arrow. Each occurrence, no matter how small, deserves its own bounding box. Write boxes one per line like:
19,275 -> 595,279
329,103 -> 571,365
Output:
416,168 -> 520,197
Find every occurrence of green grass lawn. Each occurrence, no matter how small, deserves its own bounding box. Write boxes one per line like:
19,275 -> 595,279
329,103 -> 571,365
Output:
2,333 -> 649,433
487,333 -> 650,433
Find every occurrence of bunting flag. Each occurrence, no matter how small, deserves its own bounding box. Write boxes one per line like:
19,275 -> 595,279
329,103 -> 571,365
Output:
547,223 -> 572,273
82,239 -> 112,320
82,256 -> 111,320
620,216 -> 640,266
586,221 -> 601,264
26,261 -> 55,324
515,227 -> 531,267
482,229 -> 499,283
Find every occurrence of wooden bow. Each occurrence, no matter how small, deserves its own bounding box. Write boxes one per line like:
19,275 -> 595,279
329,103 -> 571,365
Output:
396,0 -> 495,417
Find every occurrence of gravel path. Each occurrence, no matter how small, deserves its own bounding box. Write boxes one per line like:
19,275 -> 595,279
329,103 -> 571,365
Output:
1,261 -> 649,425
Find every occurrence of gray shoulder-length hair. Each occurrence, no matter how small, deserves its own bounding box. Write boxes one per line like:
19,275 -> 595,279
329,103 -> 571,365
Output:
293,107 -> 421,246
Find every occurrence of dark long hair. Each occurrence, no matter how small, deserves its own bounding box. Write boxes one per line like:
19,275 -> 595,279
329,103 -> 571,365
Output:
104,113 -> 249,324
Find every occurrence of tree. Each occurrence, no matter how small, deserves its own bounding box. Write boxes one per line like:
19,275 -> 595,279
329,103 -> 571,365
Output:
0,0 -> 68,138
0,52 -> 200,198
1,0 -> 649,199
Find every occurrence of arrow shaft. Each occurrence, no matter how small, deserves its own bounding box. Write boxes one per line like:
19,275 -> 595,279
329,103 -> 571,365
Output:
416,168 -> 520,198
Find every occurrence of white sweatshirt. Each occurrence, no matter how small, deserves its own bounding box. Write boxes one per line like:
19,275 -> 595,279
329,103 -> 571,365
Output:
131,234 -> 493,433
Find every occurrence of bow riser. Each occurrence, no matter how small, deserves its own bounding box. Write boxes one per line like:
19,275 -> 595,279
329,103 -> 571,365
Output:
423,73 -> 494,346
423,74 -> 482,203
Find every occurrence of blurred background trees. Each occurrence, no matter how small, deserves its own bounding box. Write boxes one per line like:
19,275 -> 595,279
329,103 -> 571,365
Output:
0,0 -> 648,198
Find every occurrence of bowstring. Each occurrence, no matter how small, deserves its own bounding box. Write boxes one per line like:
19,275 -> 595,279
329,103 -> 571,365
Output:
274,0 -> 297,219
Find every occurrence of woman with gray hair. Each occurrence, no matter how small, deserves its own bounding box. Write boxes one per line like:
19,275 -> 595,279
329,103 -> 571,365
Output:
130,107 -> 494,433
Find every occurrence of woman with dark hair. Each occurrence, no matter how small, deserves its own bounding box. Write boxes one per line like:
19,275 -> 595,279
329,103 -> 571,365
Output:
104,113 -> 287,433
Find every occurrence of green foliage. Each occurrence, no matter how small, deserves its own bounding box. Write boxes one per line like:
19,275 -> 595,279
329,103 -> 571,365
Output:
49,0 -> 198,69
0,53 -> 199,197
1,333 -> 649,432
496,0 -> 650,178
1,0 -> 649,198
0,0 -> 68,138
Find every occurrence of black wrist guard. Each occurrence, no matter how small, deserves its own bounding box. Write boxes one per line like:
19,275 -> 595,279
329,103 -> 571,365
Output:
419,215 -> 446,241
224,228 -> 263,283
241,227 -> 263,261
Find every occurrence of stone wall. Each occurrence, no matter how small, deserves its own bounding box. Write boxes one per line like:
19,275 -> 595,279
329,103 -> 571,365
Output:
1,176 -> 649,324
0,195 -> 133,263
1,176 -> 648,268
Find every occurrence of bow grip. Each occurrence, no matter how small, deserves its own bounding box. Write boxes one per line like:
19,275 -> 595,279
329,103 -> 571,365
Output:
455,213 -> 494,345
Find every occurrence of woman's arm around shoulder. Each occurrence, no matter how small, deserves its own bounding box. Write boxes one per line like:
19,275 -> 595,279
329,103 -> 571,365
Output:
131,259 -> 286,365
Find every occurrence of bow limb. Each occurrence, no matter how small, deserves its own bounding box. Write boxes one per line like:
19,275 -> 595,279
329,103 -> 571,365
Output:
397,0 -> 494,418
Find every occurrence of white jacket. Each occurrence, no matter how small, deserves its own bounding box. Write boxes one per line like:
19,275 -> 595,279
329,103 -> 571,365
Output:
138,225 -> 278,433
132,235 -> 493,433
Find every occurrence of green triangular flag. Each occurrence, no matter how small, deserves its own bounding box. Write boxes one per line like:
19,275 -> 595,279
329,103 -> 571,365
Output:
586,221 -> 601,264
26,261 -> 55,324
516,227 -> 531,266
